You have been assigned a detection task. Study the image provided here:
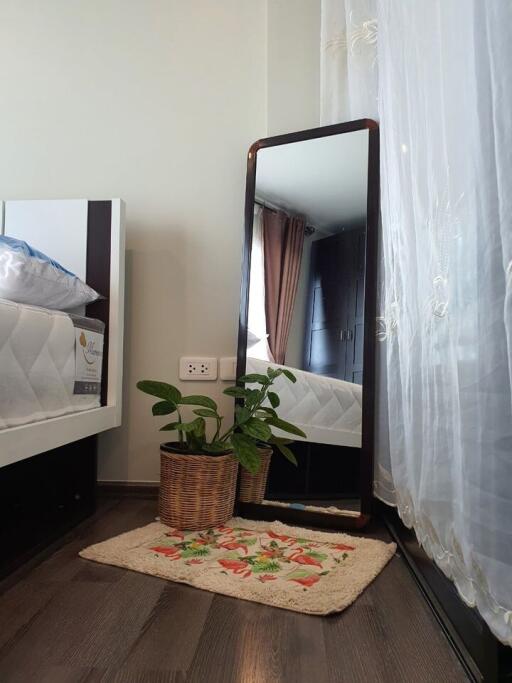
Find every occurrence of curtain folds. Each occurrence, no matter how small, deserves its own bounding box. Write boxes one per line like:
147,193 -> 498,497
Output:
320,0 -> 378,123
263,209 -> 305,364
321,0 -> 512,645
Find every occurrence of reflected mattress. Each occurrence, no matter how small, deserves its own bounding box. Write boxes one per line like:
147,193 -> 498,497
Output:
246,357 -> 362,448
0,298 -> 104,430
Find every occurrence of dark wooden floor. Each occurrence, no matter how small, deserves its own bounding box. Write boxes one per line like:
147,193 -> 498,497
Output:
0,498 -> 468,683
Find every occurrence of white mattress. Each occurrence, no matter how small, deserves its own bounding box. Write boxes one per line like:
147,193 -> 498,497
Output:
246,357 -> 362,448
0,298 -> 104,430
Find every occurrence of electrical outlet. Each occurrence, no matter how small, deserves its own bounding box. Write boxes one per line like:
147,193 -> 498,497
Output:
179,357 -> 218,381
220,357 -> 237,381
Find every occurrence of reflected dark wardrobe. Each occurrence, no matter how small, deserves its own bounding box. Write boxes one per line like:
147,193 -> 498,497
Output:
304,227 -> 365,384
268,226 -> 365,503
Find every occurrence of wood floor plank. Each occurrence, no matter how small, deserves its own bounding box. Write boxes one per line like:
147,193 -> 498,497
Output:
187,594 -> 329,683
0,498 -> 469,683
16,666 -> 184,683
323,601 -> 397,683
0,571 -> 164,678
22,499 -> 157,585
86,668 -> 186,682
323,555 -> 468,683
122,582 -> 213,673
0,580 -> 59,651
38,665 -> 94,683
366,556 -> 468,682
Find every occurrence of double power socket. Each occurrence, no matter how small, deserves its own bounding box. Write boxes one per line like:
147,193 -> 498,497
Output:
178,357 -> 237,381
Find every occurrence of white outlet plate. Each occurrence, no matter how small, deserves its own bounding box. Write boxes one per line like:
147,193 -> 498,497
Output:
220,357 -> 237,381
179,357 -> 218,381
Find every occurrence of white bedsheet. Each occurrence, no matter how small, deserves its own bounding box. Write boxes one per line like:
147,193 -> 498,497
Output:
0,298 -> 103,430
246,357 -> 362,448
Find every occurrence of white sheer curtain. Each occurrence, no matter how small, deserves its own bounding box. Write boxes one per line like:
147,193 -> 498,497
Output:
320,0 -> 378,123
321,0 -> 512,645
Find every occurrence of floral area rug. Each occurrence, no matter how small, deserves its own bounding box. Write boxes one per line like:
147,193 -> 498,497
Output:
79,517 -> 396,615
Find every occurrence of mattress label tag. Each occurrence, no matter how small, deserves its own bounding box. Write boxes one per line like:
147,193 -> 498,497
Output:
74,327 -> 104,395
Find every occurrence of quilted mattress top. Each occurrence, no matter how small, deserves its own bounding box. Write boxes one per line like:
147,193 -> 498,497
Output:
0,298 -> 104,430
246,357 -> 362,448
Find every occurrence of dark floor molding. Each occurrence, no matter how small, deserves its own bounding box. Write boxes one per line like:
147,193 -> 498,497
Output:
98,481 -> 159,499
376,500 -> 512,683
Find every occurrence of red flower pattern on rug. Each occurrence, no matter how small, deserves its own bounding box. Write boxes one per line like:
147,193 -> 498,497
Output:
147,524 -> 355,589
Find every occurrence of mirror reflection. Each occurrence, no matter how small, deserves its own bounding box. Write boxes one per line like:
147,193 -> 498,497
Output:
244,129 -> 369,517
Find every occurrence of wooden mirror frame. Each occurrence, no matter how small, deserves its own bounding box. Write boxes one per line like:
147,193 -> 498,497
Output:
235,119 -> 380,530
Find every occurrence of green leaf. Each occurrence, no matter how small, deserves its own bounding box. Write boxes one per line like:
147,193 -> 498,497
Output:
234,405 -> 251,425
269,435 -> 293,446
273,441 -> 298,466
192,417 -> 206,437
230,433 -> 261,474
238,373 -> 269,385
152,400 -> 177,416
281,369 -> 297,383
241,418 -> 272,442
160,418 -> 204,433
203,441 -> 229,454
268,392 -> 280,408
160,421 -> 183,432
181,546 -> 209,558
266,366 -> 281,379
245,388 -> 263,408
223,386 -> 250,398
186,430 -> 203,451
193,408 -> 218,418
256,407 -> 277,419
285,568 -> 315,581
179,395 -> 218,411
137,380 -> 181,403
251,559 -> 281,573
265,416 -> 307,438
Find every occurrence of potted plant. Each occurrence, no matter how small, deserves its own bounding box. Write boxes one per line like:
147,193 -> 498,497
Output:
137,365 -> 306,529
222,367 -> 306,505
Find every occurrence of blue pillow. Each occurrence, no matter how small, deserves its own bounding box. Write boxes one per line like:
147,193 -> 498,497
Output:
0,235 -> 75,276
0,235 -> 100,310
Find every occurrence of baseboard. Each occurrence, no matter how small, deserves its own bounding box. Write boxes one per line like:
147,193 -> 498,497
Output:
97,480 -> 159,499
376,500 -> 512,683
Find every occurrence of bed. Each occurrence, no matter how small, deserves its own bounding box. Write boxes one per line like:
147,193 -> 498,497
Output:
246,357 -> 362,448
0,198 -> 125,577
0,198 -> 125,468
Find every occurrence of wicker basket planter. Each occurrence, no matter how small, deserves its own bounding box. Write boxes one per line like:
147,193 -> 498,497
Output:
238,446 -> 273,504
159,443 -> 238,530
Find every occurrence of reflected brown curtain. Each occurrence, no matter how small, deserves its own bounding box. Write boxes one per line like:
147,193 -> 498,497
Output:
263,208 -> 305,364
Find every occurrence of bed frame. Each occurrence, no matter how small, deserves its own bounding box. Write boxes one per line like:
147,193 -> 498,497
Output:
0,199 -> 125,468
0,199 -> 125,576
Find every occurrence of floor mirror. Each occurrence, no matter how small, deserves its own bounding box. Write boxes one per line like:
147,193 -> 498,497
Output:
236,119 -> 379,530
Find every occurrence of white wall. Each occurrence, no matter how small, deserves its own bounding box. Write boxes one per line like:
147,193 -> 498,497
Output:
0,0 -> 321,482
267,0 -> 321,135
265,0 -> 321,369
